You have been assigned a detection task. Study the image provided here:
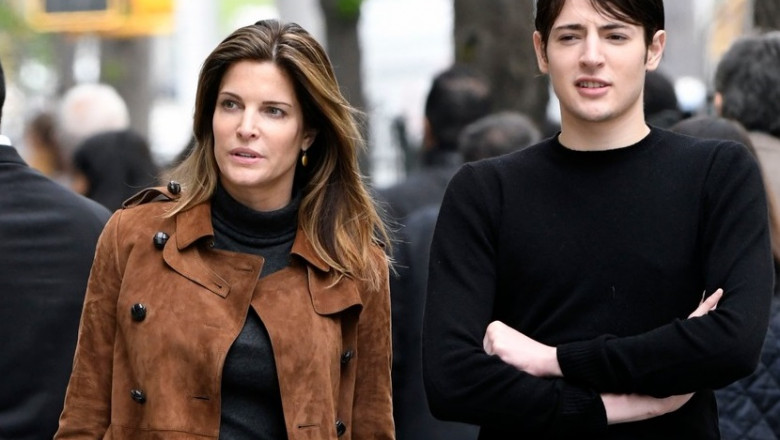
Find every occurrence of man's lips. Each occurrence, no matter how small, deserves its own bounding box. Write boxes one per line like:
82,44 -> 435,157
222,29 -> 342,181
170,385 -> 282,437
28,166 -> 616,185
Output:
576,80 -> 609,88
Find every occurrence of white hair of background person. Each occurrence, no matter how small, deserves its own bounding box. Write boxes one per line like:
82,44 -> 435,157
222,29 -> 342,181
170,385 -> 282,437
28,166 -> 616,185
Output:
57,83 -> 130,161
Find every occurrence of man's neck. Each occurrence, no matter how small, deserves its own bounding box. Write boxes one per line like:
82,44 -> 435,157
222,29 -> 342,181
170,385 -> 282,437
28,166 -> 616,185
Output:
558,112 -> 650,152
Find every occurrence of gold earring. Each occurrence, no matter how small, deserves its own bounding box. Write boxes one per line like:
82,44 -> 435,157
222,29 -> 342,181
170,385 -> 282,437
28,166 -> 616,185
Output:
301,150 -> 308,167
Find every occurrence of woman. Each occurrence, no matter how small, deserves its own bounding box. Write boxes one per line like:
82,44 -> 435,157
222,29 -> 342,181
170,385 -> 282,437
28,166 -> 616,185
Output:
56,19 -> 394,440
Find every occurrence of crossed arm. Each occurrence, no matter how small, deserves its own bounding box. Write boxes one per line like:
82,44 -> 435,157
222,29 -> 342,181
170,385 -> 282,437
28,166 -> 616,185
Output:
482,289 -> 724,424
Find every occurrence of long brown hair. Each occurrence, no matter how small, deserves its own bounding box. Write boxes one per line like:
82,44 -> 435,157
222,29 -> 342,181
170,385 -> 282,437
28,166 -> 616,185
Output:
167,19 -> 390,289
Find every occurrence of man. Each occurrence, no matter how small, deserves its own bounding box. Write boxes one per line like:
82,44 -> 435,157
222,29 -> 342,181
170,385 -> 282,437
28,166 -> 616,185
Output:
377,64 -> 492,223
0,59 -> 111,439
422,1 -> 773,438
378,64 -> 492,440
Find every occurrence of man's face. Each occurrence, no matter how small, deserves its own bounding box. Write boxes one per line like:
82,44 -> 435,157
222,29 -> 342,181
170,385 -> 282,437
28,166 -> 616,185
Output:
533,0 -> 665,128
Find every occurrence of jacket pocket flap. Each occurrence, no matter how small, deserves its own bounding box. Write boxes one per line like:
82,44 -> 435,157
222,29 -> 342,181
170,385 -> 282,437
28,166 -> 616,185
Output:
307,266 -> 363,315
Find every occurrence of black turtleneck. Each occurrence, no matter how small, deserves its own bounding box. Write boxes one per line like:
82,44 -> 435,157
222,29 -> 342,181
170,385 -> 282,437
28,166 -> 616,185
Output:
211,183 -> 299,440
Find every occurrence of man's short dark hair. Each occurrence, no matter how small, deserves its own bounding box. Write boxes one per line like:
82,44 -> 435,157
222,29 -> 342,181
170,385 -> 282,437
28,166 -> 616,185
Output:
714,32 -> 780,137
424,65 -> 492,152
458,111 -> 542,162
535,0 -> 665,50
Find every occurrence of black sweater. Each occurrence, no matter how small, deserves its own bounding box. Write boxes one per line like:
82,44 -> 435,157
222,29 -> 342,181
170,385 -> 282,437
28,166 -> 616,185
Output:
212,184 -> 298,439
422,128 -> 774,439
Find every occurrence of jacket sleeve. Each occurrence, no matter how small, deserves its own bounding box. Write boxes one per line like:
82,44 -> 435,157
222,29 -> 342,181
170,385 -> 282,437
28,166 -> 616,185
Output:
55,211 -> 124,439
351,247 -> 395,439
557,141 -> 774,396
422,165 -> 608,437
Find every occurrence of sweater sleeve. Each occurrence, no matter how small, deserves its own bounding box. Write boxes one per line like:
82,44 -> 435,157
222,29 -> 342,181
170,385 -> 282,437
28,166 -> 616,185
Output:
558,141 -> 774,396
422,164 -> 608,437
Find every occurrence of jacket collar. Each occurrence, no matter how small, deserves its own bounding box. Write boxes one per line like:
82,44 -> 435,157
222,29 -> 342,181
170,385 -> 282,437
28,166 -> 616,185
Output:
176,200 -> 331,272
0,141 -> 26,165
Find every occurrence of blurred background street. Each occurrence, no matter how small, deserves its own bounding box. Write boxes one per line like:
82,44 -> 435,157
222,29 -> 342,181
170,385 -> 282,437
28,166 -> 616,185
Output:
0,0 -> 777,187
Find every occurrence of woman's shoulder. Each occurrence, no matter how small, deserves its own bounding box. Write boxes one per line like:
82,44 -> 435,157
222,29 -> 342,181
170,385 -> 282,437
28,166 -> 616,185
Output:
110,183 -> 184,237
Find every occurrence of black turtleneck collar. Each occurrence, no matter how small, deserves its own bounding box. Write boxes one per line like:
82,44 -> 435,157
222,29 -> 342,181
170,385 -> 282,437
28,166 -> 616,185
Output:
211,183 -> 300,276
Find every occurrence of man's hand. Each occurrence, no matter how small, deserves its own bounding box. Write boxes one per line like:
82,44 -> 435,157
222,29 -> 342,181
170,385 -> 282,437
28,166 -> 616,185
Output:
689,288 -> 723,318
601,392 -> 694,424
483,321 -> 562,377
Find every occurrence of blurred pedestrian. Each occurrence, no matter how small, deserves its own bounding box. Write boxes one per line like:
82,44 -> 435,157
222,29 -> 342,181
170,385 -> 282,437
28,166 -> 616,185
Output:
423,0 -> 773,437
56,82 -> 130,179
23,110 -> 67,182
55,19 -> 393,439
644,70 -> 683,128
0,57 -> 111,440
377,65 -> 492,224
376,64 -> 492,440
714,31 -> 780,205
394,111 -> 542,440
458,111 -> 542,163
671,114 -> 780,440
70,129 -> 160,212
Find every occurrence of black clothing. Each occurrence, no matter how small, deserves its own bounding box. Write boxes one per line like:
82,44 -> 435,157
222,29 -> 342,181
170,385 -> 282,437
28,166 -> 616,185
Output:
423,129 -> 774,439
378,150 -> 478,439
212,184 -> 298,440
0,143 -> 111,440
377,151 -> 461,223
396,204 -> 479,440
715,296 -> 780,439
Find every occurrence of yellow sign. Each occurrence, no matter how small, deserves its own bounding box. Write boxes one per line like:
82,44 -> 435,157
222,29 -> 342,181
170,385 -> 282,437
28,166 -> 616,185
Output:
25,0 -> 174,37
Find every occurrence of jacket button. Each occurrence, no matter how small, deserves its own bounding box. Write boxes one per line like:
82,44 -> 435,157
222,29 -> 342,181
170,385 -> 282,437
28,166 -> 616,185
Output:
130,389 -> 146,404
167,180 -> 181,195
335,419 -> 346,437
340,349 -> 354,364
130,303 -> 147,322
153,231 -> 169,249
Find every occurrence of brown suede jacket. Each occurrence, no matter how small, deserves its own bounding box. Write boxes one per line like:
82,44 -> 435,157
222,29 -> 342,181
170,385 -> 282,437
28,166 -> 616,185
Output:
55,187 -> 394,439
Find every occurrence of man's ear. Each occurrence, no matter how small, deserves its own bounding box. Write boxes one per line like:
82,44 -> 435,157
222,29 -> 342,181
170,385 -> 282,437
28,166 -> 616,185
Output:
533,31 -> 549,74
713,92 -> 724,116
645,30 -> 666,71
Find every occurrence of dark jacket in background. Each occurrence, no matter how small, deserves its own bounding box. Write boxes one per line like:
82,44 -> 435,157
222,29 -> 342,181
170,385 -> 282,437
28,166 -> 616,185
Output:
73,129 -> 159,212
0,142 -> 111,440
716,296 -> 780,440
377,150 -> 478,440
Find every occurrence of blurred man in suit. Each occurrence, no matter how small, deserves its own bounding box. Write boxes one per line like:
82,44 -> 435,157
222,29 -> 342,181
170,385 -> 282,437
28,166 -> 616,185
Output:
0,58 -> 111,439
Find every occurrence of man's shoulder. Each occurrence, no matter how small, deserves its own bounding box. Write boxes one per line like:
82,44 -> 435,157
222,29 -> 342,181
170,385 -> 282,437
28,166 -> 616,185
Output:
1,164 -> 112,224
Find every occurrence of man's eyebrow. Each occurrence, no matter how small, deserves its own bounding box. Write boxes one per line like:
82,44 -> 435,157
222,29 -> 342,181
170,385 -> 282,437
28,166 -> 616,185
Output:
552,22 -> 631,32
552,23 -> 586,33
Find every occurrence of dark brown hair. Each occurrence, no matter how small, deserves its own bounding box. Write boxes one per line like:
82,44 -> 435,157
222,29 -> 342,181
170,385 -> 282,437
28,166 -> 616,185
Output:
535,0 -> 664,49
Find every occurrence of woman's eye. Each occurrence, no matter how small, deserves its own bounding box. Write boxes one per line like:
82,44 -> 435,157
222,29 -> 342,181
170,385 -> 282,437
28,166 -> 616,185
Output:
267,107 -> 285,117
220,99 -> 238,110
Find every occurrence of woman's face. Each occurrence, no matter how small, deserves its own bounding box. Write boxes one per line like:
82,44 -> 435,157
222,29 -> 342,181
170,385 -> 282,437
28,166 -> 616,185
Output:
212,60 -> 315,212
